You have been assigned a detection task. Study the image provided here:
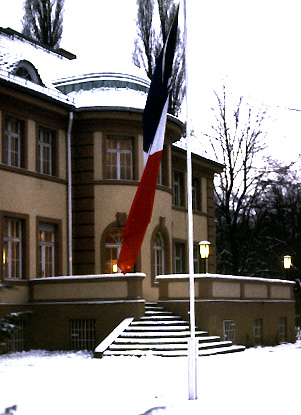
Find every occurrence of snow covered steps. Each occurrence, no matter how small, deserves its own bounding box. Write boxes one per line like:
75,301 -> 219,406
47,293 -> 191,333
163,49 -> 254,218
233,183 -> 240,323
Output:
95,302 -> 245,358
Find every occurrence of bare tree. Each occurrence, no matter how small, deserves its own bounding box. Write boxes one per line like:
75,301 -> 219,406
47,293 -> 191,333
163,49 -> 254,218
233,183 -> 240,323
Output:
22,0 -> 64,48
207,86 -> 268,275
133,0 -> 185,116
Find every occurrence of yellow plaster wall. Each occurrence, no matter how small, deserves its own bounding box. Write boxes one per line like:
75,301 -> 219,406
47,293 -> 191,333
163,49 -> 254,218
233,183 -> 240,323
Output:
0,286 -> 29,304
271,285 -> 291,299
1,170 -> 68,278
244,283 -> 268,299
212,281 -> 241,298
172,210 -> 207,241
168,281 -> 198,299
33,281 -> 127,301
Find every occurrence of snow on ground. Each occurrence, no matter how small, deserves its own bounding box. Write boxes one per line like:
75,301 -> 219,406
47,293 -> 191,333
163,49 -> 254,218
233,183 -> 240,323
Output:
1,342 -> 301,415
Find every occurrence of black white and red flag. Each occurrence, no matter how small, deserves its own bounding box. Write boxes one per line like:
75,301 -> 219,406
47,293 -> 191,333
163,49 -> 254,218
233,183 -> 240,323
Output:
118,7 -> 179,274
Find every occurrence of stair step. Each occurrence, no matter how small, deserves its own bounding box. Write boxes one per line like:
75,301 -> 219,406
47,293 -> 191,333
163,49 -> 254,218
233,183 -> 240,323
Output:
108,341 -> 232,351
140,315 -> 182,320
114,336 -> 220,344
103,345 -> 245,357
95,302 -> 245,358
144,310 -> 174,315
130,321 -> 188,326
120,330 -> 208,338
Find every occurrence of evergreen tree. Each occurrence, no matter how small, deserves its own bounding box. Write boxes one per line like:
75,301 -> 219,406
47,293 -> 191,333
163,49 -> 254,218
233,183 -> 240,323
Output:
22,0 -> 64,48
133,0 -> 185,116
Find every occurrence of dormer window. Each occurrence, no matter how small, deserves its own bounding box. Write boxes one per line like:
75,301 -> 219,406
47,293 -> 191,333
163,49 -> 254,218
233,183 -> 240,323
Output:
15,66 -> 32,81
13,60 -> 43,85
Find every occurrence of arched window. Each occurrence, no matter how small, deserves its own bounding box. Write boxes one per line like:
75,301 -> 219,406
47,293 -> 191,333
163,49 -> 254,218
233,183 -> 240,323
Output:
13,60 -> 43,85
154,231 -> 165,277
104,228 -> 123,274
15,66 -> 32,81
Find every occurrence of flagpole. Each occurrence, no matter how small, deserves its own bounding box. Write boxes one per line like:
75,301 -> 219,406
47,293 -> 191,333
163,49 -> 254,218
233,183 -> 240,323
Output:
183,0 -> 198,400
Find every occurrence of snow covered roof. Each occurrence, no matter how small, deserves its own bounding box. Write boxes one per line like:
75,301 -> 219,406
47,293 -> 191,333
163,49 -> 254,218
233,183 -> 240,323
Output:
0,27 -> 75,87
0,27 -> 151,111
53,70 -> 150,110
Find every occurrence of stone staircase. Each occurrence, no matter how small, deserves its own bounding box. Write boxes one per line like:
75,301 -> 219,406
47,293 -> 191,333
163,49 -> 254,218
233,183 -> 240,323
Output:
95,303 -> 245,357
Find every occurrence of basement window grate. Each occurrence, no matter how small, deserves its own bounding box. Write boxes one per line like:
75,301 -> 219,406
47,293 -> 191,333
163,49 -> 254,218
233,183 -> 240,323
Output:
70,319 -> 96,351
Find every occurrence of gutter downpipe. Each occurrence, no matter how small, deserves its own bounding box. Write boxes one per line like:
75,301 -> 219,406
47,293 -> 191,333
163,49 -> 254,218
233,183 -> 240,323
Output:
67,111 -> 73,276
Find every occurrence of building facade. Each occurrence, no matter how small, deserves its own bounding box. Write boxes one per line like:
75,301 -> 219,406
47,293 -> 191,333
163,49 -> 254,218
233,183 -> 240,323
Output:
0,27 -> 226,351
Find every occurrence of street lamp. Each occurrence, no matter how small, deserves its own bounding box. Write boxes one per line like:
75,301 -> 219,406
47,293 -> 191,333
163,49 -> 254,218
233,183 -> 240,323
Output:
199,241 -> 210,273
283,255 -> 292,270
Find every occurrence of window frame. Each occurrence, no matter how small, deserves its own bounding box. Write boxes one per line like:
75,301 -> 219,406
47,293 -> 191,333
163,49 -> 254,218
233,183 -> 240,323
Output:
1,212 -> 28,282
193,244 -> 200,273
157,145 -> 169,187
223,320 -> 235,343
3,218 -> 22,279
104,227 -> 124,274
3,116 -> 25,168
105,135 -> 134,181
36,217 -> 62,279
173,241 -> 186,274
173,170 -> 185,207
37,125 -> 57,176
38,222 -> 55,278
279,317 -> 287,343
153,231 -> 165,277
254,318 -> 263,347
192,176 -> 202,211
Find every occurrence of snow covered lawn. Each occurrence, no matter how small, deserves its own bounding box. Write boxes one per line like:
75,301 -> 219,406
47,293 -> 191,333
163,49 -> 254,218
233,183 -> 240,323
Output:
1,342 -> 300,415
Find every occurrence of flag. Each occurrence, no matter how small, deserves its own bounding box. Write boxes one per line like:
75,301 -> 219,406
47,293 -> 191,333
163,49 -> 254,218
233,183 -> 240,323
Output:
117,7 -> 179,274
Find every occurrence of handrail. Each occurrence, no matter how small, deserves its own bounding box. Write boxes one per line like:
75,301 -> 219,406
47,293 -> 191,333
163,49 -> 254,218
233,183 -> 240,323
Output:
94,317 -> 134,358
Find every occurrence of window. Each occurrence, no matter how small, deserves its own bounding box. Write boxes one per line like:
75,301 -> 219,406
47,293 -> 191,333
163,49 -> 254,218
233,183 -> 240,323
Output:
254,319 -> 262,346
70,319 -> 96,351
174,242 -> 185,273
192,178 -> 200,211
173,171 -> 181,206
154,232 -> 165,277
13,60 -> 42,85
4,117 -> 23,167
279,317 -> 287,343
105,228 -> 124,273
3,218 -> 22,279
39,223 -> 55,278
223,320 -> 235,342
157,162 -> 163,185
106,136 -> 133,180
173,171 -> 185,207
38,127 -> 54,175
15,66 -> 32,81
193,245 -> 200,273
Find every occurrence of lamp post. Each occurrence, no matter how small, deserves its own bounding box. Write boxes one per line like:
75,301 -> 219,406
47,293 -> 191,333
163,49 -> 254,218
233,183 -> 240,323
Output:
283,255 -> 292,280
199,241 -> 211,273
283,255 -> 292,270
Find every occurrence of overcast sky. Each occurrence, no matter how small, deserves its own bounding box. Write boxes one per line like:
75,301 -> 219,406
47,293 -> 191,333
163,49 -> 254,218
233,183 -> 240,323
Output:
1,0 -> 301,164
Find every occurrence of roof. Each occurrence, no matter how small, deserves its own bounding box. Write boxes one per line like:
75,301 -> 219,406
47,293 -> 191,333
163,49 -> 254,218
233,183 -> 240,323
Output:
172,144 -> 224,172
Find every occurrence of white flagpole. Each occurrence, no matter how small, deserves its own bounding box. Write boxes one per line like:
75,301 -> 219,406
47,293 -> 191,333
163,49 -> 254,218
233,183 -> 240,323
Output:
183,0 -> 198,400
